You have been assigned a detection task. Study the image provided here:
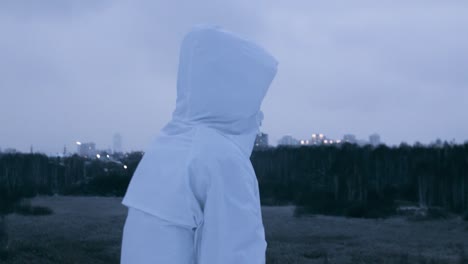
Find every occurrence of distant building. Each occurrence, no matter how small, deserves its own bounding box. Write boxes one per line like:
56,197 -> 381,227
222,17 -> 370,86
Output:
310,133 -> 326,145
301,133 -> 341,146
369,133 -> 381,146
77,142 -> 96,157
343,134 -> 357,144
113,133 -> 123,154
254,132 -> 269,149
277,135 -> 299,146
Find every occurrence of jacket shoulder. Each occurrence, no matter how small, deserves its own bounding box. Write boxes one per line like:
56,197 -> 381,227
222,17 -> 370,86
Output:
191,126 -> 244,161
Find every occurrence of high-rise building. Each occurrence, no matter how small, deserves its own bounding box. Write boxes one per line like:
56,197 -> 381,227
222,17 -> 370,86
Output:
277,135 -> 299,146
254,132 -> 269,149
310,133 -> 328,145
76,142 -> 96,157
369,133 -> 381,146
113,133 -> 122,154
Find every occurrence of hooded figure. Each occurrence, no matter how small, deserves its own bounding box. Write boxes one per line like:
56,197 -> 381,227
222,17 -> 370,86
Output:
121,24 -> 278,264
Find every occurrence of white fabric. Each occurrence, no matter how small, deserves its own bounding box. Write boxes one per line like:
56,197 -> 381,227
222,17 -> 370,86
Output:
121,207 -> 195,264
121,24 -> 278,263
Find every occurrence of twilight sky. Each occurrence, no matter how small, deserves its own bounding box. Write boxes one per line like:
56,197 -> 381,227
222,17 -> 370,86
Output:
1,0 -> 467,154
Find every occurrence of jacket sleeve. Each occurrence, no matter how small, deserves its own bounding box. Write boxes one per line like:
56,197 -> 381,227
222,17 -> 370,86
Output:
187,154 -> 267,264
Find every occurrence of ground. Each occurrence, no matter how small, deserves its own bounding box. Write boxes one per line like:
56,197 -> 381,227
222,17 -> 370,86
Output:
2,196 -> 468,263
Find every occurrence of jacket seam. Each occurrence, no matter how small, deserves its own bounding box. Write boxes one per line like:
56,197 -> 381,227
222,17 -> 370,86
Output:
183,125 -> 205,227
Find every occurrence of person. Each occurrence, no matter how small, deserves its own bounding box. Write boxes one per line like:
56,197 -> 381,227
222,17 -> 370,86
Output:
120,24 -> 278,264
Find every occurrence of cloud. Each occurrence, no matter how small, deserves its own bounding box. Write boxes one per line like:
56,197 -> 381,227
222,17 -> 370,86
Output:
1,1 -> 467,153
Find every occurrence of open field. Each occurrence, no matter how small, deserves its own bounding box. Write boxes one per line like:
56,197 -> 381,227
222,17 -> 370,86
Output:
2,196 -> 468,263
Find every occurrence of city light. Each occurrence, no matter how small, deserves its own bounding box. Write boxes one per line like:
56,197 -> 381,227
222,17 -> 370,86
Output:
312,134 -> 316,138
96,154 -> 101,158
106,154 -> 110,158
123,165 -> 128,169
324,140 -> 328,144
76,141 -> 82,145
319,134 -> 324,138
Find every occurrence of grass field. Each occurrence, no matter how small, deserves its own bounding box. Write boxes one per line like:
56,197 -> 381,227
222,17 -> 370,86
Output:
2,196 -> 468,263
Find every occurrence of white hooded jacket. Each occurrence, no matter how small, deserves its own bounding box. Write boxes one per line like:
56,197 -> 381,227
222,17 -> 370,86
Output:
122,24 -> 278,263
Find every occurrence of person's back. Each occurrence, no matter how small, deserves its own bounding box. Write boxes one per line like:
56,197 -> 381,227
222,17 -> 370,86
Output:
120,24 -> 278,264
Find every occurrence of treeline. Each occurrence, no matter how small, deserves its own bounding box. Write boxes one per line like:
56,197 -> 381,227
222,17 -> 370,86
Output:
0,143 -> 467,218
253,143 -> 468,217
0,152 -> 145,257
0,153 -> 142,215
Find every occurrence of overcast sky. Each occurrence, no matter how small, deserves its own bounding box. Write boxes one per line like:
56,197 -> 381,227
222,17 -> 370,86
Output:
1,0 -> 467,154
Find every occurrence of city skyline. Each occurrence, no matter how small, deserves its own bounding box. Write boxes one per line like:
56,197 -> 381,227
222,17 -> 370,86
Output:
1,1 -> 467,154
2,130 -> 465,156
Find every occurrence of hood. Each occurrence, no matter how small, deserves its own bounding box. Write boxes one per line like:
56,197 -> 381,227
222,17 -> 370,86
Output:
161,24 -> 278,157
